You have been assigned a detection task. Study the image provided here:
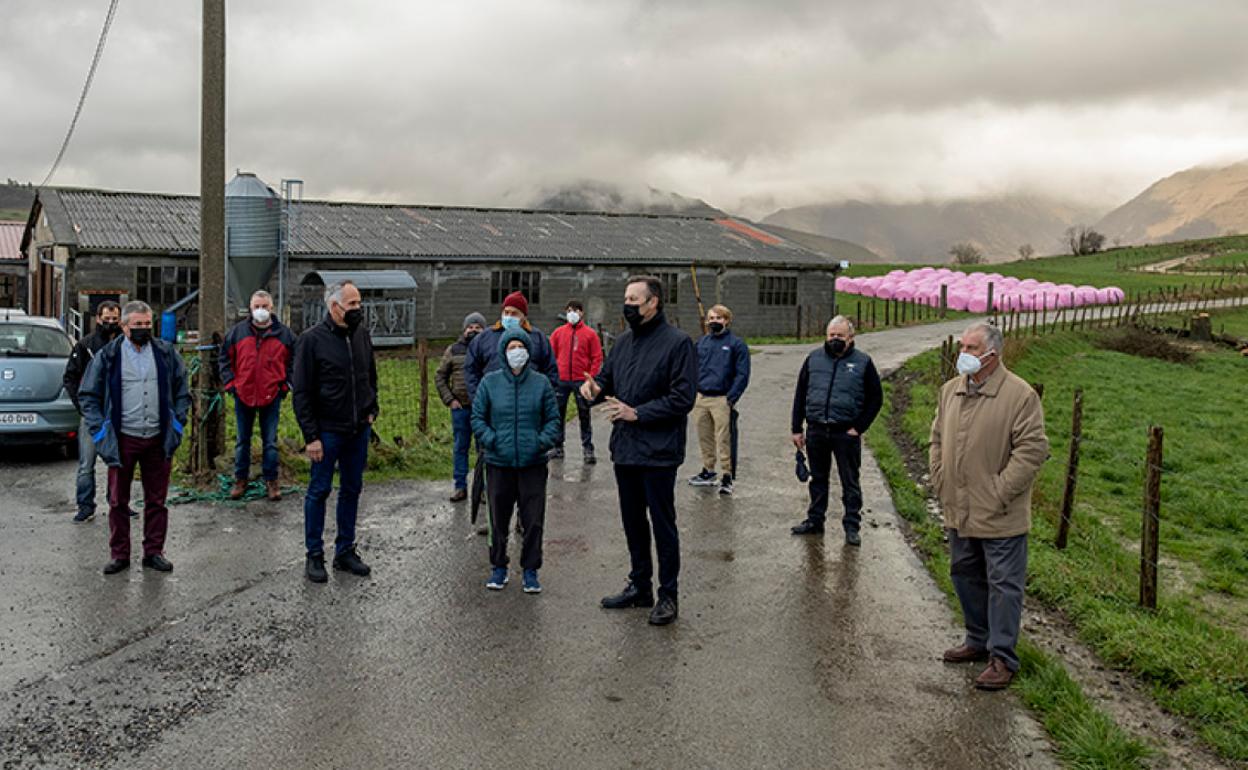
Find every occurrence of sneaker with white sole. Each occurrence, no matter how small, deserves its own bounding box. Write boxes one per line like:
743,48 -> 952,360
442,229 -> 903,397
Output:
485,567 -> 508,590
522,569 -> 542,594
718,474 -> 734,495
688,468 -> 717,486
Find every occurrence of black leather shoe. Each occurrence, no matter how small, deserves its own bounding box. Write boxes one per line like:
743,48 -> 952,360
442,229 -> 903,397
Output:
102,559 -> 130,575
333,548 -> 372,576
790,520 -> 825,535
845,530 -> 862,547
648,596 -> 678,626
584,449 -> 596,465
601,582 -> 654,609
306,553 -> 328,583
142,554 -> 173,572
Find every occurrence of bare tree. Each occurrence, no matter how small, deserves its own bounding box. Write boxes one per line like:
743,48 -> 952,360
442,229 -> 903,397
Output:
1064,226 -> 1106,256
949,242 -> 985,265
1017,243 -> 1035,260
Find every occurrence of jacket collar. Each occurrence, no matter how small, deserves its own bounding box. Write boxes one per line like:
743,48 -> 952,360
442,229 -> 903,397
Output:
955,362 -> 1007,397
633,309 -> 666,337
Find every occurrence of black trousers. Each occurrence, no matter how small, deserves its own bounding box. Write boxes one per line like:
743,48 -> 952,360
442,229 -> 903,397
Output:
614,464 -> 680,600
554,380 -> 594,451
486,464 -> 547,570
805,423 -> 863,533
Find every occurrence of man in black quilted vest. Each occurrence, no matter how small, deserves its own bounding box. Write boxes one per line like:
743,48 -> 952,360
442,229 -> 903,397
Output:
789,316 -> 882,546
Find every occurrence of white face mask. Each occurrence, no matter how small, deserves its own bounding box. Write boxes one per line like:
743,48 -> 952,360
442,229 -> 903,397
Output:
251,307 -> 272,325
957,350 -> 992,376
506,347 -> 530,370
566,311 -> 581,326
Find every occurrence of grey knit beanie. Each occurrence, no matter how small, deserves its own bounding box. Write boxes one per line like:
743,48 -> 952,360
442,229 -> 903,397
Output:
463,311 -> 487,329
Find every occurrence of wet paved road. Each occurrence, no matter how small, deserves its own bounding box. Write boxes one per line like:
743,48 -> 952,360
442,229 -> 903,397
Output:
0,320 -> 1055,769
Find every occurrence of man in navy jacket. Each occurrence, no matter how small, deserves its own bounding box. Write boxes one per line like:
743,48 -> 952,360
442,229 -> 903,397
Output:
78,301 -> 190,575
689,304 -> 750,495
790,316 -> 882,546
582,276 -> 696,626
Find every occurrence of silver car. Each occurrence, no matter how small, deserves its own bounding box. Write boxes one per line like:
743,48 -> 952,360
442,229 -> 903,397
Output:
0,310 -> 80,454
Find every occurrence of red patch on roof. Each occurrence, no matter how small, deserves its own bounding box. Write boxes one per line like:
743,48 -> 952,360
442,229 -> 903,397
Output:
715,218 -> 783,245
0,222 -> 25,261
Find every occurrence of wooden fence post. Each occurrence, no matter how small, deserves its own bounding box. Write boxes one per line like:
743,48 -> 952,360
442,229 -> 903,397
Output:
795,303 -> 803,339
418,338 -> 429,434
1055,387 -> 1083,550
1140,425 -> 1164,609
940,284 -> 948,318
986,282 -> 994,322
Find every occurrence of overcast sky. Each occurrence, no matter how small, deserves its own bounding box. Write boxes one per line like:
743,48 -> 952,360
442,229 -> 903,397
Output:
3,0 -> 1248,218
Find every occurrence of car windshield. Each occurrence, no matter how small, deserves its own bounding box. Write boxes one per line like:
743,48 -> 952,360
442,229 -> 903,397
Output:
0,324 -> 73,357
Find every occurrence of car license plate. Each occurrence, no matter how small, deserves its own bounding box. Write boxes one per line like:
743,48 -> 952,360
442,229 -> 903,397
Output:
0,413 -> 37,426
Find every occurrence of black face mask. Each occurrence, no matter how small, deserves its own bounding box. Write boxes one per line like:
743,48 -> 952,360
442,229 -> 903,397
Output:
343,308 -> 364,332
464,330 -> 479,341
99,322 -> 120,338
825,338 -> 847,357
622,303 -> 645,330
128,328 -> 152,347
708,322 -> 725,335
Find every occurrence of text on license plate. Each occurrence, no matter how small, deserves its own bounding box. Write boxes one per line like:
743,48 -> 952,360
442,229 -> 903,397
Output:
0,413 -> 37,426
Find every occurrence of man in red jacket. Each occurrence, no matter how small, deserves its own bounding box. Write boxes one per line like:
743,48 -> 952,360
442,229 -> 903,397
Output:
548,299 -> 603,464
219,290 -> 296,501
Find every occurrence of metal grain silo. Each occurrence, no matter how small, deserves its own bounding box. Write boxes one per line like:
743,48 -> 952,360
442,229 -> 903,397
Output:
225,171 -> 280,314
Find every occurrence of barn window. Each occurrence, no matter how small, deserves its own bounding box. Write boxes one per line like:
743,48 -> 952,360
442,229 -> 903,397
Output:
135,265 -> 199,310
491,270 -> 541,305
758,275 -> 797,306
653,272 -> 679,305
0,274 -> 16,307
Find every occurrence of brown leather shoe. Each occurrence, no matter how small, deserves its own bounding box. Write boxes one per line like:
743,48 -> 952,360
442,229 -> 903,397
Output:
265,479 -> 282,501
942,643 -> 990,664
974,657 -> 1015,690
449,488 -> 468,503
229,479 -> 247,500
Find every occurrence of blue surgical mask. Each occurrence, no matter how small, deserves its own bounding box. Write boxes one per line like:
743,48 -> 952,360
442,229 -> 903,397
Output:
957,351 -> 992,376
501,315 -> 520,331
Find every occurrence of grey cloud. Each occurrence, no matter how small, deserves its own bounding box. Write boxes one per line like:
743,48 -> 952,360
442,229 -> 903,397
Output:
2,0 -> 1248,215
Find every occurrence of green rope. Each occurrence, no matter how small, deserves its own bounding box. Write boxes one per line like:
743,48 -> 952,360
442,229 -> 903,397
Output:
168,474 -> 302,507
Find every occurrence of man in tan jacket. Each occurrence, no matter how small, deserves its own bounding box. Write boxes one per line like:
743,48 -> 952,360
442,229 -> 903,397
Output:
930,322 -> 1048,690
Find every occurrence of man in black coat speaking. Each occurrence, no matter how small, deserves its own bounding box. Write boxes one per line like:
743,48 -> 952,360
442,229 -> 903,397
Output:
582,276 -> 696,626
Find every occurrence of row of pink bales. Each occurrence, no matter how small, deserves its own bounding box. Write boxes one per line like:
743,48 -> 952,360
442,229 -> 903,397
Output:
835,268 -> 1126,313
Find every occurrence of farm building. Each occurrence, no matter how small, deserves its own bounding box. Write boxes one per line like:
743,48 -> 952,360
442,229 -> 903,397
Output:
0,222 -> 26,309
19,176 -> 847,340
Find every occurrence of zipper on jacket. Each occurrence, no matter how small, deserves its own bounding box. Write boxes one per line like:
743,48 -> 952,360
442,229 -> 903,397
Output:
823,355 -> 839,421
512,375 -> 520,466
346,334 -> 359,430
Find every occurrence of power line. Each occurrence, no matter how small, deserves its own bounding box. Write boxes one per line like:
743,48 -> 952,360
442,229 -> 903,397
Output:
40,0 -> 122,187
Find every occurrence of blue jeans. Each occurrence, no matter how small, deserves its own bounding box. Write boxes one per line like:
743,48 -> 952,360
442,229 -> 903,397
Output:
76,417 -> 98,514
304,428 -> 369,557
234,395 -> 283,481
451,407 -> 472,490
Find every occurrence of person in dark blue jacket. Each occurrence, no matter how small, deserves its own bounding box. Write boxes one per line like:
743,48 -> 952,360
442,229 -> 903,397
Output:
463,291 -> 558,401
789,316 -> 882,545
581,276 -> 696,626
472,327 -> 561,594
689,304 -> 751,495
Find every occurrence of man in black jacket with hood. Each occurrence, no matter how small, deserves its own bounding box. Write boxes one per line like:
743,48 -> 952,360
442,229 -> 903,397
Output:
292,281 -> 379,583
62,300 -> 129,523
582,276 -> 696,626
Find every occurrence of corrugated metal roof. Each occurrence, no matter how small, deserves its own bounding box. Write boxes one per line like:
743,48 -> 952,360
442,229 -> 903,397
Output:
301,269 -> 417,291
0,222 -> 24,261
39,187 -> 836,268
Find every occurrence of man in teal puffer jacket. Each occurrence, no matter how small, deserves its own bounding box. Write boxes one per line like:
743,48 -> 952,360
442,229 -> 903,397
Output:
471,327 -> 560,593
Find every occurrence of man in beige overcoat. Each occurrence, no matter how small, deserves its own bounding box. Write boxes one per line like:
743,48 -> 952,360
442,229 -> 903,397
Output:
930,322 -> 1048,690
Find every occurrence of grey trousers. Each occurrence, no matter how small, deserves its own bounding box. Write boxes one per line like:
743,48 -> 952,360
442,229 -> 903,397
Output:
948,530 -> 1027,672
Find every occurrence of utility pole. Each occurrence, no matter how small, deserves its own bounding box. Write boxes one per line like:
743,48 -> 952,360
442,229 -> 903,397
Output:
193,0 -> 226,479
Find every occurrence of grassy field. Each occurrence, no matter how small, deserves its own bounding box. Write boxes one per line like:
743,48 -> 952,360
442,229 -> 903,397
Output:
0,208 -> 27,222
1152,304 -> 1248,339
1178,249 -> 1248,272
879,330 -> 1248,761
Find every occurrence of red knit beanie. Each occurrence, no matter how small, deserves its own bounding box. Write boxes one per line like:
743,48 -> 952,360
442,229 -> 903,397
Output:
502,291 -> 528,317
